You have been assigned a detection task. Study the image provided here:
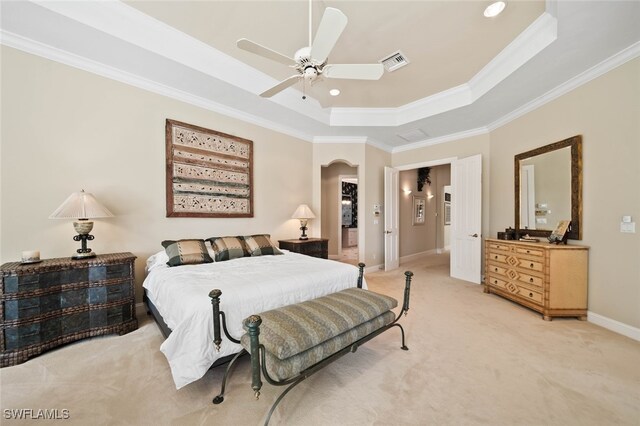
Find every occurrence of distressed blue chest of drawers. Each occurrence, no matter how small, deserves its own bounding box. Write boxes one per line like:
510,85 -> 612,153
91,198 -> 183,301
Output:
0,252 -> 137,367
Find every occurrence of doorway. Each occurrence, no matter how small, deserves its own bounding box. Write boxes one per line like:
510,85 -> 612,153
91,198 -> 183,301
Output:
320,162 -> 359,263
397,164 -> 452,265
339,175 -> 358,264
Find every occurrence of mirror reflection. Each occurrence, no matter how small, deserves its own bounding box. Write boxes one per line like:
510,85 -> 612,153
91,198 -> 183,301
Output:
519,146 -> 571,231
514,135 -> 582,240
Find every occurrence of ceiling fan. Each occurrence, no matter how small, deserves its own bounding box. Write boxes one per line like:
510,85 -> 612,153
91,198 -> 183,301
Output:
237,0 -> 384,99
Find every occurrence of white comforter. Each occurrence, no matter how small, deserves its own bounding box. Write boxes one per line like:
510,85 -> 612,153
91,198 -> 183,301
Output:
143,250 -> 365,389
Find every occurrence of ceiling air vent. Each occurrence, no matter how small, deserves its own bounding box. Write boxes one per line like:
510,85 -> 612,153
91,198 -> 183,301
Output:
397,129 -> 428,143
380,50 -> 410,72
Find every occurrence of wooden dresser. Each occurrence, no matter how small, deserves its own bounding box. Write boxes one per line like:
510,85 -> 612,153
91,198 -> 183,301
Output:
484,239 -> 588,320
278,239 -> 328,259
0,253 -> 137,367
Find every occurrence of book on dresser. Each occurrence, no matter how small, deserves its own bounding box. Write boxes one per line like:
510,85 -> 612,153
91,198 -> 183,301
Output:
484,239 -> 588,321
0,252 -> 137,367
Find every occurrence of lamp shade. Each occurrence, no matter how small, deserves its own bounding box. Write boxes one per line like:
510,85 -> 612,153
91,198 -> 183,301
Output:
291,204 -> 315,219
49,190 -> 114,219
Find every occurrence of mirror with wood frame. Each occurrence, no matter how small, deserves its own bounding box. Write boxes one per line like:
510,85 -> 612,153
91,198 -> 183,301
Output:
514,135 -> 582,240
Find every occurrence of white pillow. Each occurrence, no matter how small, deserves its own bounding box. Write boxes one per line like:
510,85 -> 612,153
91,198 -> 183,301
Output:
146,250 -> 169,273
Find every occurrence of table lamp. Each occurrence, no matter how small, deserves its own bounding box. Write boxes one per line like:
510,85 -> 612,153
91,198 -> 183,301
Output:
49,190 -> 114,259
291,204 -> 316,240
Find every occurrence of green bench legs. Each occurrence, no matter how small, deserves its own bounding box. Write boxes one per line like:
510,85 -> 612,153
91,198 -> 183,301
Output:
209,264 -> 413,425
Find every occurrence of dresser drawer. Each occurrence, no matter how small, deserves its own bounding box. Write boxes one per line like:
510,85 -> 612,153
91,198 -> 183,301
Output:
487,275 -> 543,305
514,285 -> 543,304
515,258 -> 544,273
487,264 -> 508,277
515,272 -> 543,288
488,252 -> 509,264
515,247 -> 544,258
487,242 -> 512,253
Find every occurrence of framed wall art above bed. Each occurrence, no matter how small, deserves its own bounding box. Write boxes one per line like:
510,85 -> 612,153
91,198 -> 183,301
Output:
165,119 -> 253,217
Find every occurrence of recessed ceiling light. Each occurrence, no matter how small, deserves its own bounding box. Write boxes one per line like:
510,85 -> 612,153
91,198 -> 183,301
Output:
484,1 -> 506,18
329,89 -> 341,96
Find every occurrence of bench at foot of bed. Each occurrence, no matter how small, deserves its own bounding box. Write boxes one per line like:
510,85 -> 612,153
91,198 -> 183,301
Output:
212,269 -> 413,425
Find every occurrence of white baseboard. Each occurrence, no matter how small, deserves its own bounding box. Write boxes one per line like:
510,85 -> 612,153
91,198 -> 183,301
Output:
135,302 -> 147,319
400,249 -> 437,263
364,264 -> 383,274
588,311 -> 640,342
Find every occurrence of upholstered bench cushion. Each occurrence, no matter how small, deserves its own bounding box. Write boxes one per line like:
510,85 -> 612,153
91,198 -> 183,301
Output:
242,288 -> 397,360
246,311 -> 396,381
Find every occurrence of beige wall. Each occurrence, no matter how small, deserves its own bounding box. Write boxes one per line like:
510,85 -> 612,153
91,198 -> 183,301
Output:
0,47 -> 312,302
392,59 -> 639,329
320,162 -> 357,256
490,58 -> 640,328
2,45 -> 638,331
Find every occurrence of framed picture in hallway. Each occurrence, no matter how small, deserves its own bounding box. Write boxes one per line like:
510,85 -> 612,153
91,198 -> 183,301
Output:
413,195 -> 426,225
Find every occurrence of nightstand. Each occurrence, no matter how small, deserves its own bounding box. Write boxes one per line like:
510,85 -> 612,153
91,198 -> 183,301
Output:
0,252 -> 137,367
278,239 -> 328,259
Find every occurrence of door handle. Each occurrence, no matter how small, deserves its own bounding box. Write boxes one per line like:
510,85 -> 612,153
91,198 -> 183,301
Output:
384,230 -> 392,234
469,233 -> 478,238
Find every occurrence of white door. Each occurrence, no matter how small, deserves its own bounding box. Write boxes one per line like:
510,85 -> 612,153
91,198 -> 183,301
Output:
450,155 -> 482,283
384,166 -> 399,271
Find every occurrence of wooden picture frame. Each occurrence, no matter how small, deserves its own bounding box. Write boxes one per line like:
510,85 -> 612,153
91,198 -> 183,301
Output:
165,119 -> 253,217
412,196 -> 426,226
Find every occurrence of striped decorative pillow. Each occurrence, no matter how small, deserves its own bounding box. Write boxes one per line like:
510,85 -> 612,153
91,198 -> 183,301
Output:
242,234 -> 283,257
161,239 -> 213,267
208,236 -> 248,262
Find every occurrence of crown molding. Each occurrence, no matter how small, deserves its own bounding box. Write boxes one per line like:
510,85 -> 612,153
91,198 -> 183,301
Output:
26,0 -> 557,129
488,40 -> 640,131
313,136 -> 368,144
0,29 -> 316,144
391,127 -> 490,153
330,12 -> 557,127
31,0 -> 331,126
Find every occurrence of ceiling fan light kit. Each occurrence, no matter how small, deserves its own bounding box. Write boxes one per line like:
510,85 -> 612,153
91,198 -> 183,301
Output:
237,0 -> 384,101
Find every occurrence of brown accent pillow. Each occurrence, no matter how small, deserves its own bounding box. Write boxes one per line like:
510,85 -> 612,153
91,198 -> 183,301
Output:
207,236 -> 248,262
241,234 -> 283,257
161,239 -> 213,267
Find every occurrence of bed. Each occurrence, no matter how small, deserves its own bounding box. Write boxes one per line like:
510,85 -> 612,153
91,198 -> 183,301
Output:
143,249 -> 365,389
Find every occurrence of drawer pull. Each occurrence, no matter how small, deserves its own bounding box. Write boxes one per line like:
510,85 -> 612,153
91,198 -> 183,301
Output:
494,255 -> 498,259
494,268 -> 498,272
526,250 -> 530,254
530,263 -> 534,268
529,292 -> 533,297
529,278 -> 534,283
494,280 -> 498,284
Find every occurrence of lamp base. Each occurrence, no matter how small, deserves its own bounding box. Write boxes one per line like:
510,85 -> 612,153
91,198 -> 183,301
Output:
72,251 -> 96,260
299,224 -> 309,240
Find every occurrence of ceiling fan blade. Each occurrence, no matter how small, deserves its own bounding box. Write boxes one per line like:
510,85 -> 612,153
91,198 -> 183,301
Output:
260,75 -> 302,98
237,38 -> 296,66
323,64 -> 384,80
310,7 -> 348,63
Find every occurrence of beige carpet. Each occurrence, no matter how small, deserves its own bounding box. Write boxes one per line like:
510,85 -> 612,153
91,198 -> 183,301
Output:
2,253 -> 639,425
